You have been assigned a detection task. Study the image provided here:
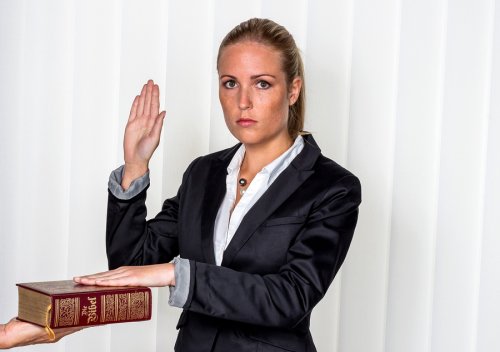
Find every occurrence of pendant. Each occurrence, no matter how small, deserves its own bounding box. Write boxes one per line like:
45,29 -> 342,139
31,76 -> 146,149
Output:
238,177 -> 247,196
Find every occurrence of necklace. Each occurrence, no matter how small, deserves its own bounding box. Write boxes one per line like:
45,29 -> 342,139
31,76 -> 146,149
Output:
238,178 -> 247,196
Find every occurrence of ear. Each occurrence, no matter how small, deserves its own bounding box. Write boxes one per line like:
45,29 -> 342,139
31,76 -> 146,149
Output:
288,77 -> 302,106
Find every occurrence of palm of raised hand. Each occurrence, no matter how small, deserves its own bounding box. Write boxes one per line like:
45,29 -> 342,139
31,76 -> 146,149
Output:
122,80 -> 166,189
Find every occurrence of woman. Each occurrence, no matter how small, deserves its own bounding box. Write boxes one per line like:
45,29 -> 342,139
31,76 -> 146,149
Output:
1,18 -> 360,351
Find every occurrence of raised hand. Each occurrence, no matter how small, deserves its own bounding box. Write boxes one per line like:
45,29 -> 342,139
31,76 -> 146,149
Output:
122,79 -> 166,190
0,318 -> 81,349
74,263 -> 175,288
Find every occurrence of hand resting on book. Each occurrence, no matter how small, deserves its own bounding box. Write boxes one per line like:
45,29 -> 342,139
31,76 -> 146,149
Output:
0,318 -> 82,349
74,263 -> 175,287
1,263 -> 169,350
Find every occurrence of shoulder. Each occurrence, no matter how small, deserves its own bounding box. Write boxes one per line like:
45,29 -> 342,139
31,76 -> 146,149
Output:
298,135 -> 361,206
299,134 -> 360,186
315,154 -> 360,187
314,149 -> 360,183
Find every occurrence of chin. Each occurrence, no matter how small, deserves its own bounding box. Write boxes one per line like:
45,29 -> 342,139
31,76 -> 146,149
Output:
227,127 -> 255,144
235,134 -> 281,149
227,124 -> 289,148
234,135 -> 261,146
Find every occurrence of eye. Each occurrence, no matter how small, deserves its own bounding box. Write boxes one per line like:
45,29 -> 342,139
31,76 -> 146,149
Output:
256,80 -> 271,89
223,80 -> 237,89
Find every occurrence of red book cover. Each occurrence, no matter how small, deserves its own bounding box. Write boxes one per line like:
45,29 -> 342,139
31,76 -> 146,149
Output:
17,280 -> 152,329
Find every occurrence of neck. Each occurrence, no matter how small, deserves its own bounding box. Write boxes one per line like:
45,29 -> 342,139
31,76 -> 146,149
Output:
241,136 -> 294,175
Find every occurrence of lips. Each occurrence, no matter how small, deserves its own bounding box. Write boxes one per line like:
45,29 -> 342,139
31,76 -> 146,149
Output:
236,118 -> 257,127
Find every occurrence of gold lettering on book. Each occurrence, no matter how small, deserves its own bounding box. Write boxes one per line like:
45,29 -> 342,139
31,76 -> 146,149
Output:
95,291 -> 148,324
55,297 -> 80,327
81,296 -> 98,324
118,294 -> 128,321
130,292 -> 146,320
104,294 -> 115,322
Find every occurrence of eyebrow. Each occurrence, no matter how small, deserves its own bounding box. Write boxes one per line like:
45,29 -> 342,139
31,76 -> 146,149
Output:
219,74 -> 276,79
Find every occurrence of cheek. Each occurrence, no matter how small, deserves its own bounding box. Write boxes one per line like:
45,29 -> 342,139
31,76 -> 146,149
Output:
265,94 -> 290,125
219,94 -> 232,114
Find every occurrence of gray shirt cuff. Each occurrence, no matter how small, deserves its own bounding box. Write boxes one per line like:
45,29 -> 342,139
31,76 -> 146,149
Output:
108,165 -> 150,200
168,257 -> 191,308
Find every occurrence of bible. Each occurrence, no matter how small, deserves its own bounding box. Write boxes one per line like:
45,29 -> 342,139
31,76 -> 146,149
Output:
17,280 -> 152,329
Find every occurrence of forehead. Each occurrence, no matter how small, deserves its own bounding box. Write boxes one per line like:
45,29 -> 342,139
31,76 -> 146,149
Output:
218,41 -> 283,74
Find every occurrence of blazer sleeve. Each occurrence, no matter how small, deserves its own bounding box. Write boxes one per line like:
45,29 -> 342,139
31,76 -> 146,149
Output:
106,158 -> 199,270
183,175 -> 361,329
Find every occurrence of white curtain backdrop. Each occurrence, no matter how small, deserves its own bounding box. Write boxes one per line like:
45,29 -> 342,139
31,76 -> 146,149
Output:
0,0 -> 498,351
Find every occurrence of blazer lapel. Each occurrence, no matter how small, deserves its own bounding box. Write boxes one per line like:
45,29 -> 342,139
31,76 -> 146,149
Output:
200,145 -> 240,264
221,135 -> 321,267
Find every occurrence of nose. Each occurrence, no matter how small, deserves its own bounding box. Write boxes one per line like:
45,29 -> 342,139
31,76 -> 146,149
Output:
238,87 -> 252,110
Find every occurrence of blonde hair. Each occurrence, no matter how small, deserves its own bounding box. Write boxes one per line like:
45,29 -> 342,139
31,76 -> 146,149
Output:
217,18 -> 305,139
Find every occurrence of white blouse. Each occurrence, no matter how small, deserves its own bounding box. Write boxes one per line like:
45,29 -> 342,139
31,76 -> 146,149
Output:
213,135 -> 304,265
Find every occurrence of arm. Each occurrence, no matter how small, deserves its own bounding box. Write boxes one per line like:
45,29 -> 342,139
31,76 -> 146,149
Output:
77,160 -> 198,287
79,170 -> 361,328
79,175 -> 361,329
106,186 -> 180,269
104,79 -> 181,269
0,81 -> 165,350
105,154 -> 200,269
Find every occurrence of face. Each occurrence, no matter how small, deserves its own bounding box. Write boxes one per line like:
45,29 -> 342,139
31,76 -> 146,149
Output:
218,41 -> 301,149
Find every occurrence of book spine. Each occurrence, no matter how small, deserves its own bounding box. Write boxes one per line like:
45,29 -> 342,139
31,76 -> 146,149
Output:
50,288 -> 151,328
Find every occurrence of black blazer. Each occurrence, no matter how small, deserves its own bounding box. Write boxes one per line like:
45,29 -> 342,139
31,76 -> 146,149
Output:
106,135 -> 361,352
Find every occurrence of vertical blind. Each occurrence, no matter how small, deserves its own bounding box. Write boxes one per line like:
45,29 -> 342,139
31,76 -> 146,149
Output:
0,0 -> 498,351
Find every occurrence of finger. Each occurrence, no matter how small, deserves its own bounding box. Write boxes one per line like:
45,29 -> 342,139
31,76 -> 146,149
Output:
74,270 -> 125,283
74,272 -> 121,285
74,268 -> 118,281
128,96 -> 139,122
143,80 -> 154,117
137,83 -> 147,117
93,275 -> 138,287
146,84 -> 161,131
151,111 -> 166,141
75,266 -> 138,282
75,275 -> 120,286
151,84 -> 160,117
